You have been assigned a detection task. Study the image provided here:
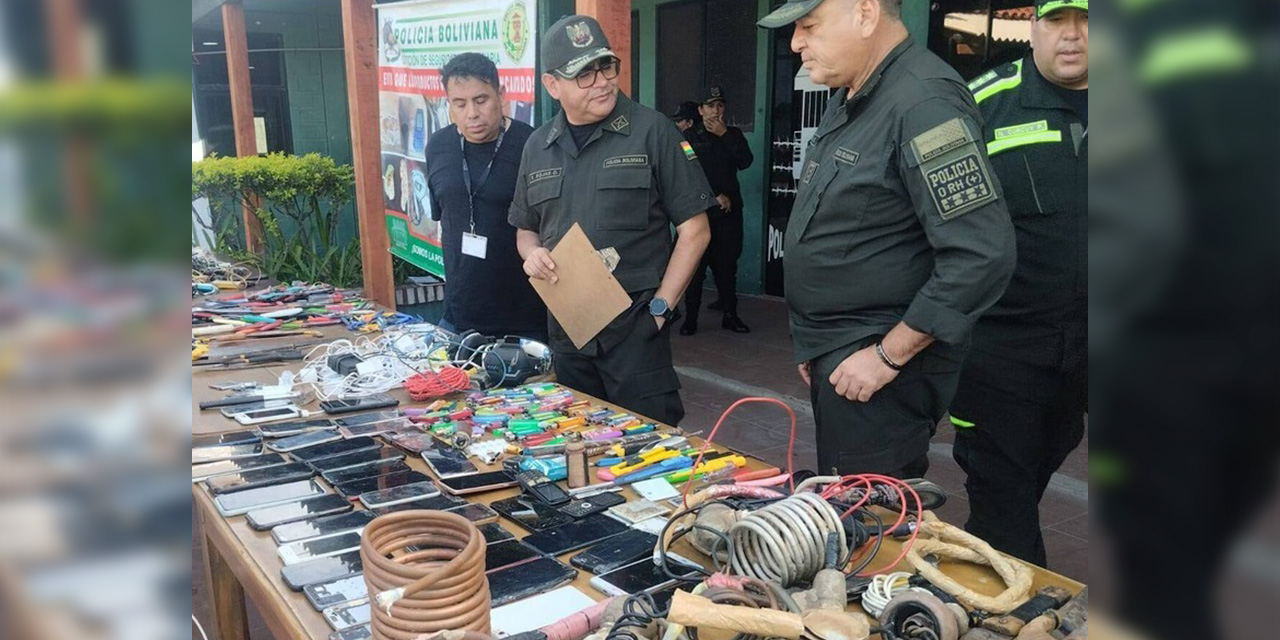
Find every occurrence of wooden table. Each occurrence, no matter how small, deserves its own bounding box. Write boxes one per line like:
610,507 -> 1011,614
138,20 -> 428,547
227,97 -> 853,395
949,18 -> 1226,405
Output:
192,335 -> 1083,640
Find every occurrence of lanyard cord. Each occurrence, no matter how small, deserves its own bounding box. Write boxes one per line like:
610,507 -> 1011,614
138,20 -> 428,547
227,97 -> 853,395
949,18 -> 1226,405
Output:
460,118 -> 508,234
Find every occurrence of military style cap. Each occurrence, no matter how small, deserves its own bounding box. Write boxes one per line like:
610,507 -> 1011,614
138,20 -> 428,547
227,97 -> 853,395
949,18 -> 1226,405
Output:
1035,0 -> 1088,18
698,86 -> 726,105
757,0 -> 827,29
542,15 -> 618,78
671,101 -> 699,121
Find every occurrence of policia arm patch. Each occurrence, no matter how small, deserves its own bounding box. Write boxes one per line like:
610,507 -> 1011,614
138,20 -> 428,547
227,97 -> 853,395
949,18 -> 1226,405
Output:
908,118 -> 999,222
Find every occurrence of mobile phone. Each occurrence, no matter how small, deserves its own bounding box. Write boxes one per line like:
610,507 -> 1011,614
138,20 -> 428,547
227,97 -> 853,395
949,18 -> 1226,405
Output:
522,513 -> 630,556
304,572 -> 366,611
319,395 -> 399,415
330,624 -> 372,640
489,495 -> 575,532
477,522 -> 515,545
281,550 -> 364,591
320,459 -> 412,486
382,431 -> 436,454
292,437 -> 381,463
438,470 -> 517,496
259,419 -> 337,438
483,540 -> 544,572
193,442 -> 264,465
570,529 -> 660,575
220,399 -> 294,418
246,494 -> 352,530
358,480 -> 441,509
271,510 -> 375,545
278,530 -> 364,566
323,598 -> 371,631
446,502 -> 499,525
334,410 -> 403,427
487,556 -> 576,607
374,493 -> 466,517
192,453 -> 286,483
308,446 -> 406,475
420,447 -> 477,478
206,462 -> 315,495
267,430 -> 345,454
588,555 -> 699,598
332,470 -> 432,501
337,420 -> 410,440
234,405 -> 302,426
192,429 -> 260,448
214,479 -> 325,517
559,492 -> 627,519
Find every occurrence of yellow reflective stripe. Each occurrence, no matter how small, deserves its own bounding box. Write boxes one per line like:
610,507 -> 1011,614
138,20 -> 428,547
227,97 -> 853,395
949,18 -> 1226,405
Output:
1139,27 -> 1252,86
986,130 -> 1063,156
972,60 -> 1023,104
949,415 -> 976,429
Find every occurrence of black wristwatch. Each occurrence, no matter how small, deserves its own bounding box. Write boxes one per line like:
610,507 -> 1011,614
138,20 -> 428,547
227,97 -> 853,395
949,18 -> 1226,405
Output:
648,297 -> 678,322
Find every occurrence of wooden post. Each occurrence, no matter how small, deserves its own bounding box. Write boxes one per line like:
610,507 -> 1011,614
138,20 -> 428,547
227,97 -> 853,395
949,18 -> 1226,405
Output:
577,1 -> 632,97
222,1 -> 263,252
340,0 -> 396,309
199,510 -> 251,640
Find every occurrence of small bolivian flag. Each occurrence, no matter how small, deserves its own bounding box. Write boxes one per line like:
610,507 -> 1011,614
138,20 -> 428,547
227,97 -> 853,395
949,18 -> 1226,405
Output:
680,140 -> 697,160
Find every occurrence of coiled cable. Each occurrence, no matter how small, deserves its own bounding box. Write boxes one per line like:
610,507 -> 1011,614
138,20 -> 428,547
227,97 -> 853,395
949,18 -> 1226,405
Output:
360,510 -> 491,640
726,492 -> 847,587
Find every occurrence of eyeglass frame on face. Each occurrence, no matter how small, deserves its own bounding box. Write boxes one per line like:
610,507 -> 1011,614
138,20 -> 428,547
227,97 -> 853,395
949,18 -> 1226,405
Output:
566,58 -> 620,89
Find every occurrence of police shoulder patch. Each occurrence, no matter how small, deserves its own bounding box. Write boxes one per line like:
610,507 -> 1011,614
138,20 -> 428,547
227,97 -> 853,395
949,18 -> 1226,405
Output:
911,118 -> 999,222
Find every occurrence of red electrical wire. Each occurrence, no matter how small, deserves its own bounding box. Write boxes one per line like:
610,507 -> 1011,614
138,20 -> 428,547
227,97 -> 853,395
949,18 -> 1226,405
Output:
404,366 -> 471,400
681,397 -> 798,508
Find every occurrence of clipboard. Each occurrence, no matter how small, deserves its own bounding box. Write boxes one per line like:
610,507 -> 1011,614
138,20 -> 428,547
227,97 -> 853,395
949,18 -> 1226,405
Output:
528,223 -> 632,349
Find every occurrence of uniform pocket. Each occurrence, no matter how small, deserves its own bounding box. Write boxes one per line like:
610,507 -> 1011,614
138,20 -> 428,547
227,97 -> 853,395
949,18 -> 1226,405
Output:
527,176 -> 563,207
596,168 -> 652,230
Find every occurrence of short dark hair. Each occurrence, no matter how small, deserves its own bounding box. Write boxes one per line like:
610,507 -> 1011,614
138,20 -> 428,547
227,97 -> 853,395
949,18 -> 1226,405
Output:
441,53 -> 500,92
878,0 -> 902,20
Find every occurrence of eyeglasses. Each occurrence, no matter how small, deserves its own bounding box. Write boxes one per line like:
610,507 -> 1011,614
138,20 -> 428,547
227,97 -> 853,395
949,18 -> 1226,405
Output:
572,59 -> 620,89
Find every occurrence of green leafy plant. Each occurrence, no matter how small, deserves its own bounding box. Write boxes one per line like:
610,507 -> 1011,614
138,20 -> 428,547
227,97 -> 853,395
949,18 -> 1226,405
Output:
192,153 -> 363,287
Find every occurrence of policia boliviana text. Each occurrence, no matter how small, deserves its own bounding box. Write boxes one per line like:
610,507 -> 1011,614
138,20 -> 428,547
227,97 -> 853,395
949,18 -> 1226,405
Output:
758,0 -> 1016,478
509,15 -> 713,427
949,0 -> 1088,567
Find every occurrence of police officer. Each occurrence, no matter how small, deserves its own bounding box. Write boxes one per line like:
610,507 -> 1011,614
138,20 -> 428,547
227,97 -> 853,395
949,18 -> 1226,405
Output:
509,15 -> 713,426
671,101 -> 699,133
679,87 -> 755,336
949,0 -> 1088,567
758,0 -> 1015,477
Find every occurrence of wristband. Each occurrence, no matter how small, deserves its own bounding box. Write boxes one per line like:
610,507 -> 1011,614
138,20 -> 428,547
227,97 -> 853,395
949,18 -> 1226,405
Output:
874,342 -> 903,372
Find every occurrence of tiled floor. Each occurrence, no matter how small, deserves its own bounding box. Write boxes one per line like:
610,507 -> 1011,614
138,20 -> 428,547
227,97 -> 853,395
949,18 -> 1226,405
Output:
191,293 -> 1088,638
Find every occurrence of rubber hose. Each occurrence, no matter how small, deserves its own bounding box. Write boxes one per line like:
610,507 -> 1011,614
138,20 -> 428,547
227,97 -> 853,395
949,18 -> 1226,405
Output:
360,510 -> 491,640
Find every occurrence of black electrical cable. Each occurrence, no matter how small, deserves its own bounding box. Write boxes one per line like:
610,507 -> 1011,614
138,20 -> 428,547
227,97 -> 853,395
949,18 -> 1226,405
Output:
605,592 -> 668,640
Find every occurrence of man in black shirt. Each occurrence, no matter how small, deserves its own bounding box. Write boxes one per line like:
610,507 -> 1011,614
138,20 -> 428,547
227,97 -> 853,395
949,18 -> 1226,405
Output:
950,0 -> 1088,566
679,87 -> 755,335
426,53 -> 546,341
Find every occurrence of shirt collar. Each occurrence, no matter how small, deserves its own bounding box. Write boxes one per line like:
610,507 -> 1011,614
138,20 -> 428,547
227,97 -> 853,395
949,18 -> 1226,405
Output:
826,37 -> 915,126
543,92 -> 634,148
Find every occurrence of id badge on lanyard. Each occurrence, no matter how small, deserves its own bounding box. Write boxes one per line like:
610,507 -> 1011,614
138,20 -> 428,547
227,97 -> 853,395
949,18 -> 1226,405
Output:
460,121 -> 507,259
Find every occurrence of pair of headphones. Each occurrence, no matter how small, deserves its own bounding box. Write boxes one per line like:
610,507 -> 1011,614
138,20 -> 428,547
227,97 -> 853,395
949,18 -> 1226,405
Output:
451,330 -> 552,389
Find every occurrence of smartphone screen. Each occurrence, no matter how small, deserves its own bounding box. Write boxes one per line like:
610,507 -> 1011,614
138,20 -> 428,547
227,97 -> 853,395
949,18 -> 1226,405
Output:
272,510 -> 375,545
291,437 -> 380,463
206,462 -> 314,495
337,421 -> 410,439
487,557 -> 576,606
192,429 -> 260,448
280,531 -> 364,565
570,529 -> 660,575
446,502 -> 499,524
309,447 -> 406,474
521,514 -> 629,556
281,550 -> 363,591
592,557 -> 698,596
420,448 -> 477,478
267,430 -> 343,453
304,573 -> 366,611
374,493 -> 466,518
214,479 -> 325,516
247,494 -> 352,530
220,399 -> 294,418
358,480 -> 441,509
438,470 -> 516,495
259,419 -> 337,438
334,410 -> 403,427
192,453 -> 287,482
320,459 -> 412,485
477,523 -> 515,545
483,540 -> 543,572
193,442 -> 264,464
382,431 -> 436,454
236,406 -> 301,424
333,470 -> 431,500
320,395 -> 398,415
489,495 -> 574,532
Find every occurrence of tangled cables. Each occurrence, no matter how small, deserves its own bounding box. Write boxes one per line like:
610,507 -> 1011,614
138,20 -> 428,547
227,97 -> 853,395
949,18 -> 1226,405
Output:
360,510 -> 491,640
727,492 -> 847,587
